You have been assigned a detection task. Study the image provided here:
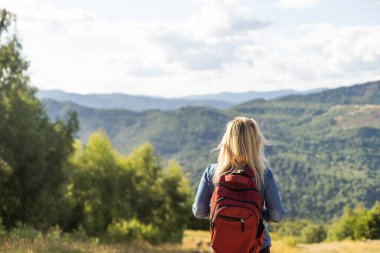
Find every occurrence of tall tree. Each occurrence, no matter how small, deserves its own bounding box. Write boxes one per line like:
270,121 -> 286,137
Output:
0,9 -> 78,228
67,130 -> 124,235
158,160 -> 194,242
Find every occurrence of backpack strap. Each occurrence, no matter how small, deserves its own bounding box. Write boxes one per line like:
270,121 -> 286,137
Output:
247,166 -> 266,241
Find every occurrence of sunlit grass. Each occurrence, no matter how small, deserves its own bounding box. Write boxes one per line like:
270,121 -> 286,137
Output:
278,240 -> 380,253
0,230 -> 379,253
0,237 -> 191,253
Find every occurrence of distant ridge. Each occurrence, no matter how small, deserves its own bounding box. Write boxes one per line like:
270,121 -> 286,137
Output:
182,87 -> 327,104
36,90 -> 233,111
36,87 -> 326,111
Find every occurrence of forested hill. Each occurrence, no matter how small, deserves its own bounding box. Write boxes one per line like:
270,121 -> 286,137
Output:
42,80 -> 380,221
275,80 -> 379,104
234,80 -> 380,111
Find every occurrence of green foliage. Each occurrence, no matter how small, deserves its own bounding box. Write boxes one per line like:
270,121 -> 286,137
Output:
270,219 -> 327,243
156,160 -> 194,242
8,223 -> 41,240
107,218 -> 160,243
70,225 -> 91,242
45,225 -> 62,241
367,202 -> 380,239
65,131 -> 194,242
300,224 -> 326,243
0,9 -> 77,229
67,130 -> 122,235
327,202 -> 380,241
270,202 -> 380,243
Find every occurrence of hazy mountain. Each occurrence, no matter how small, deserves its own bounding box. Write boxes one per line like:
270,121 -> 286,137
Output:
37,87 -> 327,111
36,90 -> 234,111
182,87 -> 327,104
41,80 -> 380,221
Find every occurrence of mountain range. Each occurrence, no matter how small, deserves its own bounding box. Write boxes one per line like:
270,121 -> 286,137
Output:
183,87 -> 326,104
40,80 -> 380,221
36,87 -> 326,111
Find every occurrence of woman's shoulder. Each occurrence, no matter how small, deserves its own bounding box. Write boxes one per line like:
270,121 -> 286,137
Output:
204,164 -> 217,181
264,166 -> 274,179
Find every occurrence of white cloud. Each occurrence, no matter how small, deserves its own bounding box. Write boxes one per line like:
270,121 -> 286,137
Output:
277,0 -> 320,9
294,23 -> 380,72
150,4 -> 268,71
1,0 -> 379,97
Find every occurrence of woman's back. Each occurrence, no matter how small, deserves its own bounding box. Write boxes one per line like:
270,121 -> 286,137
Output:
192,117 -> 285,253
192,164 -> 284,251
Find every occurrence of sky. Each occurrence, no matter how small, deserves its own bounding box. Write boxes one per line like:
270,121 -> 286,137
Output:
0,0 -> 380,97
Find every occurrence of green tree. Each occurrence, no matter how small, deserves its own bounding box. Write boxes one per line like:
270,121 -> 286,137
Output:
327,202 -> 380,241
67,130 -> 123,235
327,205 -> 355,240
157,160 -> 194,242
125,144 -> 164,224
367,202 -> 380,239
0,9 -> 78,228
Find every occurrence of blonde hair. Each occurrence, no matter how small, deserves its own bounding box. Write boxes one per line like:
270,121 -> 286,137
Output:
212,116 -> 269,187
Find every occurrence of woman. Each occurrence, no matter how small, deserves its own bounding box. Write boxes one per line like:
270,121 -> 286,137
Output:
192,116 -> 284,253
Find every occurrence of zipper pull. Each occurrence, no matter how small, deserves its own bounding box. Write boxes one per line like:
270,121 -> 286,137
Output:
241,219 -> 244,232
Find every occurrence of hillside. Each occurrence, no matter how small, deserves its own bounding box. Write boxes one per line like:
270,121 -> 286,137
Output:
277,80 -> 380,105
41,80 -> 380,220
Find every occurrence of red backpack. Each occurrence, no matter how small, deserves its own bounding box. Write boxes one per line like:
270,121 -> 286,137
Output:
210,167 -> 265,253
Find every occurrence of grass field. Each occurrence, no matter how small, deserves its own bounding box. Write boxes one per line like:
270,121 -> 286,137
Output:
1,230 -> 379,253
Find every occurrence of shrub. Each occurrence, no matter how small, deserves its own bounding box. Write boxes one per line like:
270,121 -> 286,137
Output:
9,223 -> 41,240
300,224 -> 326,243
70,225 -> 90,242
45,225 -> 62,240
328,202 -> 380,241
107,218 -> 160,243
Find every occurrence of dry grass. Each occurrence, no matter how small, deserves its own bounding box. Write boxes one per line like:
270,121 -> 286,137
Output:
1,230 -> 379,253
0,237 -> 192,253
295,240 -> 380,253
181,230 -> 380,253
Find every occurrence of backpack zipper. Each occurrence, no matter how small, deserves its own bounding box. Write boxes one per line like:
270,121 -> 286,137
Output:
217,214 -> 245,232
210,197 -> 260,224
211,205 -> 255,232
211,204 -> 257,224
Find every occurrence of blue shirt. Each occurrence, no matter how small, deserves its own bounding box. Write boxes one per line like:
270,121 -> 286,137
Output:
192,164 -> 285,249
